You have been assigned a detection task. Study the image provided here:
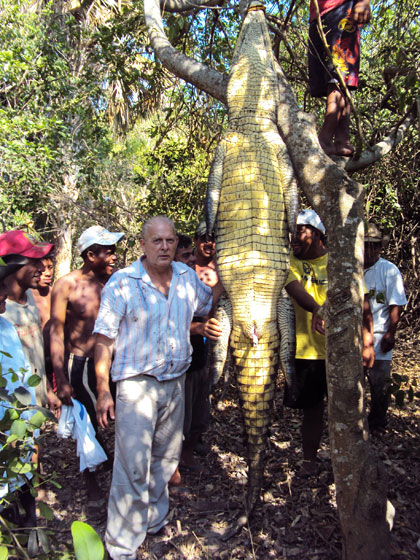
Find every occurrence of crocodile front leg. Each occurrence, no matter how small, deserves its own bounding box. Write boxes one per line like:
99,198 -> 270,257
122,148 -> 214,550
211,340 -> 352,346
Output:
205,142 -> 226,235
208,293 -> 232,388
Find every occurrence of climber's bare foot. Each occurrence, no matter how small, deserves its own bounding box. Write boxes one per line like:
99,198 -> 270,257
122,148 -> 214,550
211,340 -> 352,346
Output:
318,136 -> 336,156
334,140 -> 354,157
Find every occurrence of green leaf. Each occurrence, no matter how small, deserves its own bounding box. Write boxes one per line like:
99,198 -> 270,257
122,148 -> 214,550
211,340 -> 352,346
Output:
71,521 -> 105,560
38,501 -> 54,521
28,410 -> 46,429
0,545 -> 8,559
10,419 -> 27,438
375,292 -> 386,304
14,386 -> 33,406
27,374 -> 41,387
37,528 -> 51,553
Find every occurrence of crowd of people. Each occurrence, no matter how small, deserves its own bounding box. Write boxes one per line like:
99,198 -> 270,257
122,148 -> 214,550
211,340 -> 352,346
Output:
0,213 -> 406,560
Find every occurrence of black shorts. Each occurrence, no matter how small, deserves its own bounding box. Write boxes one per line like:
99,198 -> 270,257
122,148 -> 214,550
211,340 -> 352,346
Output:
66,354 -> 99,431
308,0 -> 361,97
284,359 -> 327,410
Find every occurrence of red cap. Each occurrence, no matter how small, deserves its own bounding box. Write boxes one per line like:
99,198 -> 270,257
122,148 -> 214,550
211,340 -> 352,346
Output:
0,230 -> 55,259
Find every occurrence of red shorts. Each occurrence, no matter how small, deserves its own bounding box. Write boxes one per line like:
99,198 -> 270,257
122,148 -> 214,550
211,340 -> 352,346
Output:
308,0 -> 361,97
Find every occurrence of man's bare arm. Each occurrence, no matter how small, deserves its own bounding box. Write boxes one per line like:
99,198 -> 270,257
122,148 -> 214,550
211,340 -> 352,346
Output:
50,277 -> 73,405
380,304 -> 402,354
285,280 -> 324,334
362,295 -> 375,368
95,333 -> 115,429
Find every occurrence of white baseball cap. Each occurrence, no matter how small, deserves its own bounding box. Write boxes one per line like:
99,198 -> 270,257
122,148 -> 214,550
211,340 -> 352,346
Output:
77,226 -> 124,254
296,209 -> 326,234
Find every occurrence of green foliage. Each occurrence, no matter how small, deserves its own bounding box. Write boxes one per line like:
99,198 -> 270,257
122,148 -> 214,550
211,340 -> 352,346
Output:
0,355 -> 106,558
71,521 -> 106,560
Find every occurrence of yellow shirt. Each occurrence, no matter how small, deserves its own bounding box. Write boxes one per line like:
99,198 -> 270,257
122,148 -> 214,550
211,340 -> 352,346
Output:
286,253 -> 328,359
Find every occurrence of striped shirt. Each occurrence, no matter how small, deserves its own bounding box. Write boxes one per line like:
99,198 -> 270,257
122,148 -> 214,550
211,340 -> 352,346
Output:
93,258 -> 212,382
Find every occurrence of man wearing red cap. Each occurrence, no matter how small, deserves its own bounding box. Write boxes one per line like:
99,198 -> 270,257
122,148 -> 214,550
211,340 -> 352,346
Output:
0,231 -> 60,413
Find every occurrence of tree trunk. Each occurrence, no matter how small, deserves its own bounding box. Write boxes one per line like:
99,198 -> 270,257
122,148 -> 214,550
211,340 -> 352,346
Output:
53,218 -> 73,279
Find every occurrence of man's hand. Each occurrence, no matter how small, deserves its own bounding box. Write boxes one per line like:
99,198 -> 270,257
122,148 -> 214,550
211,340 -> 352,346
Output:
352,0 -> 371,24
311,310 -> 325,335
56,380 -> 73,406
380,331 -> 395,354
47,390 -> 62,420
203,317 -> 223,340
96,391 -> 115,429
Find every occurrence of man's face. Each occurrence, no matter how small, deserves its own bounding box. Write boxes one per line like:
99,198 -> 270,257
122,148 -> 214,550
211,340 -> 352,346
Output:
14,258 -> 45,290
38,258 -> 54,288
140,220 -> 178,269
195,235 -> 216,260
292,225 -> 319,259
175,244 -> 196,269
364,242 -> 381,268
0,279 -> 8,314
90,245 -> 118,277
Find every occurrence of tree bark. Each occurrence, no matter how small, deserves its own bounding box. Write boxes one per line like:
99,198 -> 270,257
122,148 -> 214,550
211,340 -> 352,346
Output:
143,1 -> 396,556
144,0 -> 228,103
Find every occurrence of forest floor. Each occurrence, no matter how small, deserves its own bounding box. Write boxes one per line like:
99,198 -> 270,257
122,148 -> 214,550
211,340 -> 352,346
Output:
42,332 -> 420,559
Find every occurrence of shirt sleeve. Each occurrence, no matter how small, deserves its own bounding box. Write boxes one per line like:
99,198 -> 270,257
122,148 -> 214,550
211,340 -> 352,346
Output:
191,271 -> 212,317
385,266 -> 407,307
285,255 -> 301,286
93,274 -> 127,340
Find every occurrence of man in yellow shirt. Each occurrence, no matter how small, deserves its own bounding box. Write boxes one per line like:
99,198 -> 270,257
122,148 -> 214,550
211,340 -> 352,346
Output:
285,210 -> 374,476
285,210 -> 328,476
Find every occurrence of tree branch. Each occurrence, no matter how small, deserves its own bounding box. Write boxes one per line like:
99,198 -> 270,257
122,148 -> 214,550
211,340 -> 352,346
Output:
144,0 -> 228,102
345,110 -> 416,172
160,0 -> 222,13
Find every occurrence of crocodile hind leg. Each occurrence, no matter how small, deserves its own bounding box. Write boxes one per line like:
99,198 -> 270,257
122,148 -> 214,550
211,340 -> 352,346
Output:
232,331 -> 279,512
277,289 -> 297,406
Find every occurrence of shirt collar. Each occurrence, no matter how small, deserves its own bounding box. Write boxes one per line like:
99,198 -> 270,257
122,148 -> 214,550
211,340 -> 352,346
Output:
127,257 -> 188,280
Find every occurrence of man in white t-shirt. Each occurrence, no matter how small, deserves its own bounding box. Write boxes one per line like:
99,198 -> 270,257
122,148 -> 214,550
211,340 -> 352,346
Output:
364,223 -> 407,430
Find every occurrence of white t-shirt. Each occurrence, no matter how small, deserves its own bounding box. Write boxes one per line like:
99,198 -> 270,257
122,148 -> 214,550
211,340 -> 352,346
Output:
364,258 -> 407,360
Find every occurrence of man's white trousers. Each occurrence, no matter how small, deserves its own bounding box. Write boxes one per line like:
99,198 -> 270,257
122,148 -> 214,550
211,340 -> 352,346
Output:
106,373 -> 185,560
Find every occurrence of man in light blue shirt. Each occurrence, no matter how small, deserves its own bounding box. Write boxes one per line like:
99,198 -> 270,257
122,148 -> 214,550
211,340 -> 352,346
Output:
94,216 -> 220,560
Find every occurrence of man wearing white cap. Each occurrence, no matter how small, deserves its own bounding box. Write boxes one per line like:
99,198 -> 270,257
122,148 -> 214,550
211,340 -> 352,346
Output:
285,210 -> 374,476
50,225 -> 124,509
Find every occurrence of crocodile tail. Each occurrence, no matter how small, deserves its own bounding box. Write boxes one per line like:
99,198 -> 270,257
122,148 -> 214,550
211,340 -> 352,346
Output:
231,330 -> 279,511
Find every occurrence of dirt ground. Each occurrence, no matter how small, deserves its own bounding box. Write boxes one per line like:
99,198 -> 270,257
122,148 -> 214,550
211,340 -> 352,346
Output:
41,334 -> 420,559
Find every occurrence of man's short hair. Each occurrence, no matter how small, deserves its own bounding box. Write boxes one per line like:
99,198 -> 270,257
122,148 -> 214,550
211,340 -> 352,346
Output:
177,234 -> 193,250
141,216 -> 176,239
80,243 -> 108,261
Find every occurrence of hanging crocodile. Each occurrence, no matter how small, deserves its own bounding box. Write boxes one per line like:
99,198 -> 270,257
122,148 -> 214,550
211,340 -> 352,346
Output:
205,0 -> 298,514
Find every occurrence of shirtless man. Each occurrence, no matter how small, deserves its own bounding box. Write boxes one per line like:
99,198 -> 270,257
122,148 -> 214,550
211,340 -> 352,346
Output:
32,257 -> 55,385
31,257 -> 54,329
50,225 -> 124,506
194,221 -> 219,288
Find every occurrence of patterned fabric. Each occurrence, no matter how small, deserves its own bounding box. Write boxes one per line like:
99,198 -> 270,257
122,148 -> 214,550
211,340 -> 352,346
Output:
309,0 -> 347,22
308,0 -> 361,97
93,258 -> 212,382
286,253 -> 328,359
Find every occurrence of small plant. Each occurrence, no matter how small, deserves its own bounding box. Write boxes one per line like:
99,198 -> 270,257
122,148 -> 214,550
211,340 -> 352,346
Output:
0,354 -> 106,558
